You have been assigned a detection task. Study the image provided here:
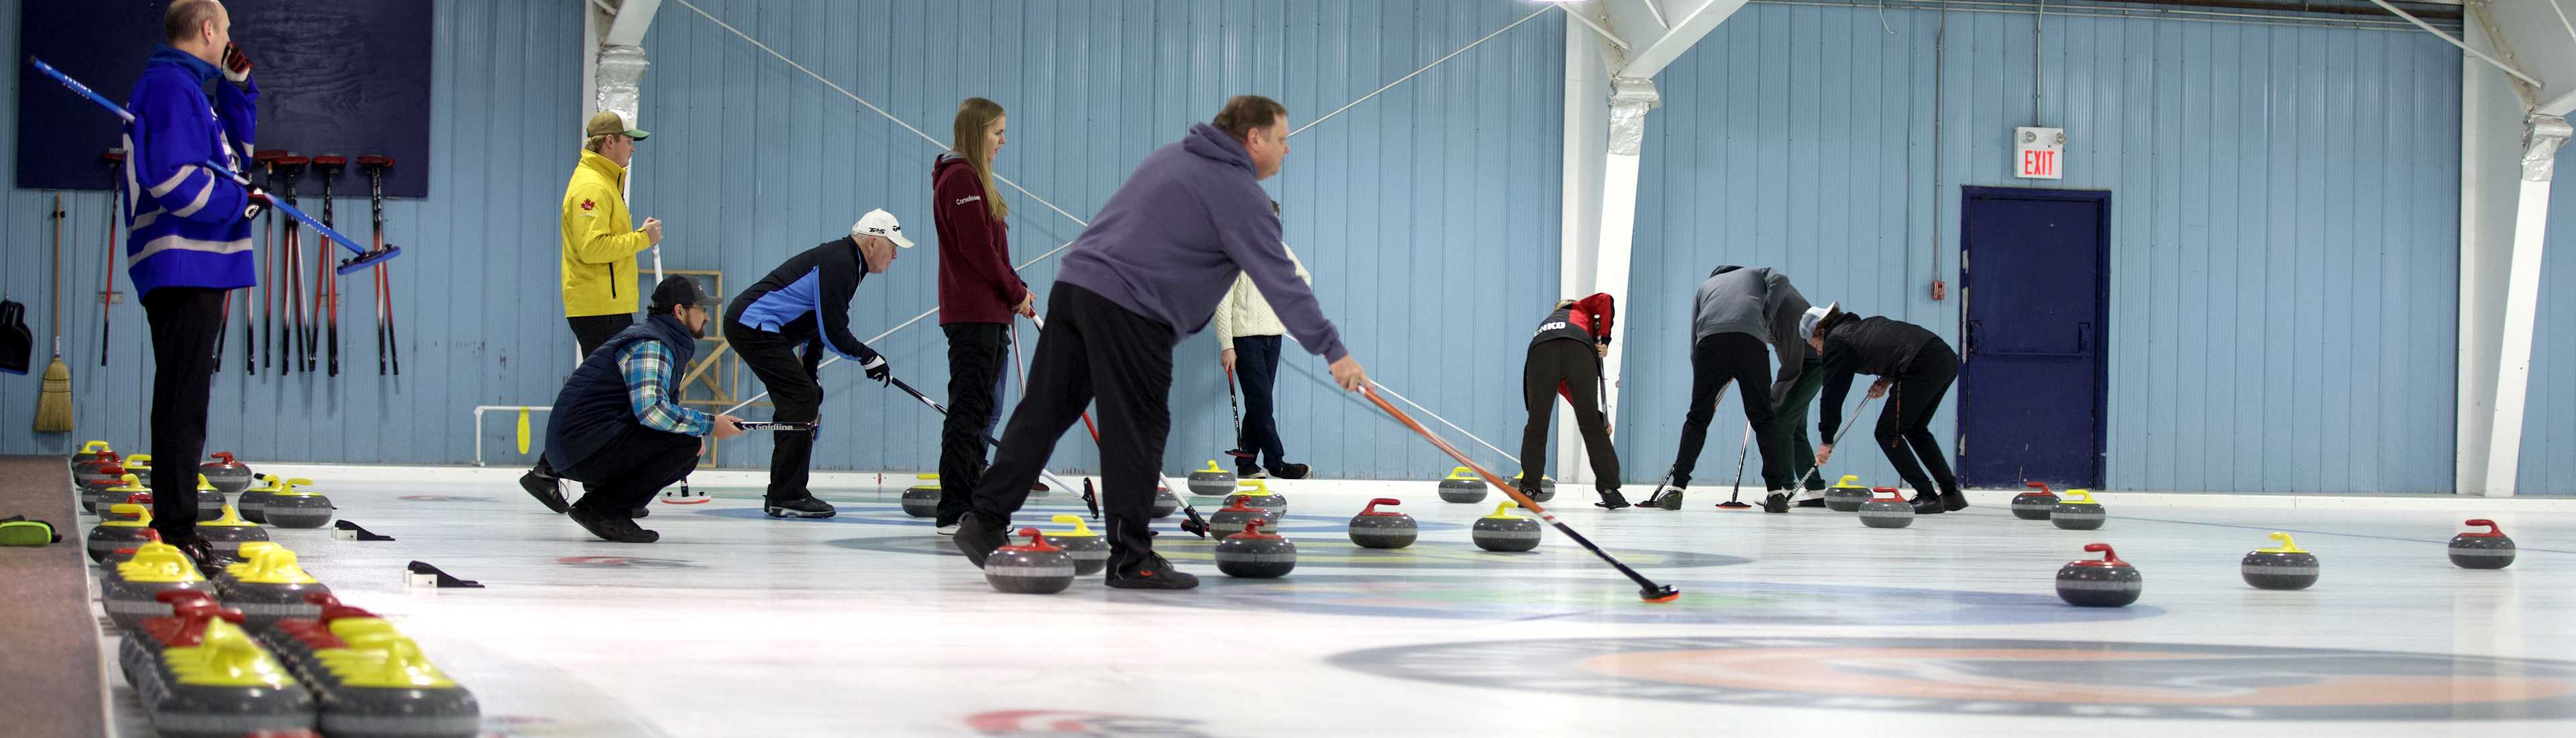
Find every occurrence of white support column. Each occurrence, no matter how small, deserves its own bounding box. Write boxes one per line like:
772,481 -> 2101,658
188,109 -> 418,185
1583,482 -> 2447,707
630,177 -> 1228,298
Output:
2457,17 -> 2523,496
1557,21 -> 1612,486
1555,70 -> 1656,487
1589,76 -> 1659,433
2480,115 -> 2570,497
1551,0 -> 1745,488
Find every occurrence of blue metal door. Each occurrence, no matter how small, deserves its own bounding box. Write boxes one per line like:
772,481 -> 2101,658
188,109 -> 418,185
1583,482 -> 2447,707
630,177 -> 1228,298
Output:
1959,187 -> 2108,488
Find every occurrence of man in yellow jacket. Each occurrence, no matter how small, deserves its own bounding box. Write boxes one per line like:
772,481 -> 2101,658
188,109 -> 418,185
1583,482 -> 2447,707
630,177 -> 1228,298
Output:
524,109 -> 666,513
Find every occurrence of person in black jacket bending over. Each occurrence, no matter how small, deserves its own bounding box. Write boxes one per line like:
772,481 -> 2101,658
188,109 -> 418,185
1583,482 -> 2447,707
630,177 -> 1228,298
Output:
723,209 -> 913,519
1805,303 -> 1966,514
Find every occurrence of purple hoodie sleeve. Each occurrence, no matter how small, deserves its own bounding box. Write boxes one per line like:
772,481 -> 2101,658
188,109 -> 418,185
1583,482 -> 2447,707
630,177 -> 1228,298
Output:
1213,193 -> 1347,362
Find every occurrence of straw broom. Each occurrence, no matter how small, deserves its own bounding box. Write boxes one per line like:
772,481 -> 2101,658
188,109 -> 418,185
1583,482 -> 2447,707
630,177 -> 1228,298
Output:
36,193 -> 75,432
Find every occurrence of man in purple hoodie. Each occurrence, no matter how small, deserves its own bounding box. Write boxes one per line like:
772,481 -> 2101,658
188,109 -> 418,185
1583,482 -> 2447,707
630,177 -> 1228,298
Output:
953,96 -> 1367,590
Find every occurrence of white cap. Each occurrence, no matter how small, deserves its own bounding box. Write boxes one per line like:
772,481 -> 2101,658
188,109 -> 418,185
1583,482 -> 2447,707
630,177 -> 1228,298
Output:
851,209 -> 916,249
1799,301 -> 1839,343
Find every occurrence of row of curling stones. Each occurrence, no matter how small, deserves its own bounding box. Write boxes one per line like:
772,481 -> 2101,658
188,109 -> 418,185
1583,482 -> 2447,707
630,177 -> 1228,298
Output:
82,471 -> 327,527
106,537 -> 326,625
2006,483 -> 2109,529
119,592 -> 318,738
262,593 -> 480,738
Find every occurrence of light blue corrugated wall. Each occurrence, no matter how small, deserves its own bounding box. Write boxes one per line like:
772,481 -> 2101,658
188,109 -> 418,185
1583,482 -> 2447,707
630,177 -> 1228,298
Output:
1627,4 -> 2463,493
0,1 -> 586,464
2522,148 -> 2576,495
633,0 -> 1564,478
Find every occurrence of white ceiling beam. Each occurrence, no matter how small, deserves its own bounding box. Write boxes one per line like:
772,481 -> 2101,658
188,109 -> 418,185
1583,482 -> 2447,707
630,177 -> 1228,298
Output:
1600,0 -> 1670,39
1559,5 -> 1631,52
602,0 -> 662,48
2373,0 -> 2543,90
1616,0 -> 1750,80
2544,87 -> 2576,117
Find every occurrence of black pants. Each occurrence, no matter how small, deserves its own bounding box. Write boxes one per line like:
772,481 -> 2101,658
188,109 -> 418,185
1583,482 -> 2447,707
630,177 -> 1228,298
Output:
938,323 -> 1009,525
1670,333 -> 1794,491
532,313 -> 635,480
724,321 -> 824,500
971,284 -> 1171,570
1878,339 -> 1961,500
1519,339 -> 1620,492
1773,356 -> 1828,493
144,287 -> 227,543
1230,335 -> 1287,474
559,424 -> 701,515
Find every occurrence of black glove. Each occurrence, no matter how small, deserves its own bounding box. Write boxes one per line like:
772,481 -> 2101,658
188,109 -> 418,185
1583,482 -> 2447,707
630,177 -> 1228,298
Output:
861,356 -> 892,386
220,43 -> 254,88
241,187 -> 272,220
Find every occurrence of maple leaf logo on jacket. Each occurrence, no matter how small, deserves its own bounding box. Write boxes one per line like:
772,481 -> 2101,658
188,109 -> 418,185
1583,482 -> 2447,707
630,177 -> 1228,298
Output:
580,199 -> 596,211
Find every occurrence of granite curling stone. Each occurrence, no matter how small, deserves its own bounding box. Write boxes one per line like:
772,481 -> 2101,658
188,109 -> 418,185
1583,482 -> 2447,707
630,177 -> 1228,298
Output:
1214,519 -> 1297,578
1346,498 -> 1418,549
2240,532 -> 2320,590
1470,502 -> 1544,552
2054,543 -> 2143,607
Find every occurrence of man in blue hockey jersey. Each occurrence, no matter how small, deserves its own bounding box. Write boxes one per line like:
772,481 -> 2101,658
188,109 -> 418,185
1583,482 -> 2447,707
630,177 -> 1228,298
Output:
721,209 -> 914,519
123,0 -> 270,564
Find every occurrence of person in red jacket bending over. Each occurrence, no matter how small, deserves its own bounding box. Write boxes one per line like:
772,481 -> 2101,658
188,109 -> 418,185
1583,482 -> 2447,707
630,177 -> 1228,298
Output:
930,97 -> 1036,535
1521,293 -> 1627,509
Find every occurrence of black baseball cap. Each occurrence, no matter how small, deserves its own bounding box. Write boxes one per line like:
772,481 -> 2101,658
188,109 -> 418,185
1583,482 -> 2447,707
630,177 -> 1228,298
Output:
650,275 -> 720,313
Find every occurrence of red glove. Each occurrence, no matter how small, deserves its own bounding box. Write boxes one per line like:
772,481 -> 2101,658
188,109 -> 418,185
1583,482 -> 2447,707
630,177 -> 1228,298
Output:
221,43 -> 253,87
242,187 -> 272,220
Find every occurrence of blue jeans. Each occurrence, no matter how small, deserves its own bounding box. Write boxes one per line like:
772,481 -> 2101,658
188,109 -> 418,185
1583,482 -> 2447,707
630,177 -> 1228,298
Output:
1232,335 -> 1287,474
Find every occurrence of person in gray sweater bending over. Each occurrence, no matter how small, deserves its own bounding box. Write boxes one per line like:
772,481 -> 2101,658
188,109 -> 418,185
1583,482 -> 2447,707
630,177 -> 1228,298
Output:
1651,266 -> 1813,513
952,96 -> 1368,590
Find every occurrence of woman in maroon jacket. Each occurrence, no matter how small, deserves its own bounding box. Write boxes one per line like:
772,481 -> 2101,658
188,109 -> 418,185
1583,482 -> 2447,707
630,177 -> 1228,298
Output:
931,97 -> 1036,534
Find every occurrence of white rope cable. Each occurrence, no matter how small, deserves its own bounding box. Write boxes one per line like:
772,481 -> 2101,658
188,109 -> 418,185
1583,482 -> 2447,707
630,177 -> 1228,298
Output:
714,240 -> 1071,415
1367,379 -> 1519,466
678,0 -> 1539,466
1287,4 -> 1556,138
666,0 -> 1092,230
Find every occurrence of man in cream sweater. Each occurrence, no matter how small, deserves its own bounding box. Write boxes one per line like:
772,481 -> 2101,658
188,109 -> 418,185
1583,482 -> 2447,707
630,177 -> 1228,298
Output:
1214,200 -> 1311,479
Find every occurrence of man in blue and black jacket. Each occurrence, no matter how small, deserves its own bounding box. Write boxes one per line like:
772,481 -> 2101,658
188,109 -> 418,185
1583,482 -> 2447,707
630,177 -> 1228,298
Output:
122,1 -> 271,562
722,209 -> 914,519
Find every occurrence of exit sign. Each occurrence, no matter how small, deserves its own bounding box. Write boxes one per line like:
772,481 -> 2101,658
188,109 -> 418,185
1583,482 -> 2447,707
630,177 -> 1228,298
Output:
2016,127 -> 2065,179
